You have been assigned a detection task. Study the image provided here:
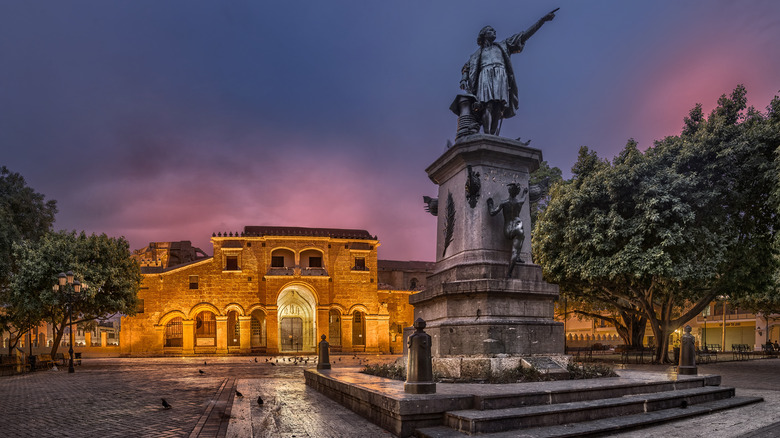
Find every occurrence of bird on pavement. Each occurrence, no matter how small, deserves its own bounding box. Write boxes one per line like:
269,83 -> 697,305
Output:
235,390 -> 244,397
254,357 -> 258,363
257,396 -> 264,406
270,362 -> 276,366
199,369 -> 205,374
161,398 -> 172,409
204,361 -> 207,366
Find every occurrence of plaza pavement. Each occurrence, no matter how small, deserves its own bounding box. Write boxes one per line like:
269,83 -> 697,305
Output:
0,355 -> 779,437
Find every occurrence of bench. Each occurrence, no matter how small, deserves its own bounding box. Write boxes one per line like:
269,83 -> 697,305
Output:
619,346 -> 655,364
732,344 -> 754,360
36,354 -> 54,370
696,347 -> 717,364
0,355 -> 24,376
565,346 -> 593,362
54,352 -> 67,366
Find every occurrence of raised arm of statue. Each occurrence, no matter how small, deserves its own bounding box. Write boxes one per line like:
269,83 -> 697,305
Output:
509,8 -> 558,48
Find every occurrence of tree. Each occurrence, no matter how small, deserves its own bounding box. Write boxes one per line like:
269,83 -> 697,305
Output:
9,231 -> 141,356
0,166 -> 57,353
534,86 -> 780,362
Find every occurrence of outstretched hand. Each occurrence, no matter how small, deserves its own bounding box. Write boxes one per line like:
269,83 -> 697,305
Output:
544,7 -> 559,22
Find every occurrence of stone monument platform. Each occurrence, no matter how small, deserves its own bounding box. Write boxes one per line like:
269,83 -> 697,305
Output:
412,134 -> 564,379
304,367 -> 761,437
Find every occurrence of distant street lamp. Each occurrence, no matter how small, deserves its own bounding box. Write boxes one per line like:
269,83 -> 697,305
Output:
52,271 -> 87,373
703,314 -> 707,350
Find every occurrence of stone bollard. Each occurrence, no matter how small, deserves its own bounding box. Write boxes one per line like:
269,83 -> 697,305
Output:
317,334 -> 331,370
677,325 -> 697,375
404,318 -> 436,394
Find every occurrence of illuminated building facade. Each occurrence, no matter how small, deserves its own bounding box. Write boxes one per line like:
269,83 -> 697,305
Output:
120,226 -> 428,356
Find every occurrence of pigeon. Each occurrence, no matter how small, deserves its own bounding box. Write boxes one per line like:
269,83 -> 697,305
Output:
270,362 -> 276,366
199,369 -> 205,374
235,390 -> 243,397
680,400 -> 688,409
254,357 -> 258,363
265,358 -> 269,362
257,396 -> 264,406
204,361 -> 207,366
161,398 -> 172,409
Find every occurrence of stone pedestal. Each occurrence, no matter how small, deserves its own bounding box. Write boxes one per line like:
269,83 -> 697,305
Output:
411,134 -> 565,380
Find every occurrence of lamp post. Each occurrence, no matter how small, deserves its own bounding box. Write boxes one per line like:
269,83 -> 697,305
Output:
52,271 -> 86,373
703,314 -> 707,350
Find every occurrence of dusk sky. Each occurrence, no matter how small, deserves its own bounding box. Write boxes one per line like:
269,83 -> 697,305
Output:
2,1 -> 779,262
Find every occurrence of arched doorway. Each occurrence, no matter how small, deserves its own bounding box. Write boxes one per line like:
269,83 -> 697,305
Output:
194,311 -> 217,347
352,311 -> 366,351
250,309 -> 267,349
164,317 -> 183,348
277,285 -> 317,353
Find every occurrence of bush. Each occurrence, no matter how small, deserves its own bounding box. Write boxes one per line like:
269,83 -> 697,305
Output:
567,362 -> 618,379
361,363 -> 406,381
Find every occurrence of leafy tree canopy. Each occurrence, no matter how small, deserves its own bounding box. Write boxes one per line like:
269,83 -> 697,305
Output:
0,166 -> 57,289
533,86 -> 780,361
9,230 -> 141,355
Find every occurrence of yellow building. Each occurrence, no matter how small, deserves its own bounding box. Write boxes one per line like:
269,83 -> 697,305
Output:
120,226 -> 424,356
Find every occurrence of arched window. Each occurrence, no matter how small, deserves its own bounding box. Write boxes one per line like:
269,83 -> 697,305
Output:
165,317 -> 183,348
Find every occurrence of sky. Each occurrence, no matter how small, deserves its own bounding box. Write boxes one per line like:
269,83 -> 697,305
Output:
1,1 -> 779,262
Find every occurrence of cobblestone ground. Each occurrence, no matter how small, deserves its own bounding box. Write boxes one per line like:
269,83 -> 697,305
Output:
0,355 -> 395,438
2,355 -> 778,437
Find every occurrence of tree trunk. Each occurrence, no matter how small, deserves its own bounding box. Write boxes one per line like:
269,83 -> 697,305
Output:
49,322 -> 66,357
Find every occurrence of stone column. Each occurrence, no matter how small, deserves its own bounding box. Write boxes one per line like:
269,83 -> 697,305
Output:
84,332 -> 92,347
100,332 -> 107,347
239,316 -> 252,353
216,316 -> 228,354
266,310 -> 279,354
182,320 -> 195,355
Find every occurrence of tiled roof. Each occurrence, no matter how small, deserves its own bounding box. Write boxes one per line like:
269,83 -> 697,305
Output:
242,226 -> 375,240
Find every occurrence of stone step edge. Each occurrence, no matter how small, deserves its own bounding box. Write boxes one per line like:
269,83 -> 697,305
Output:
473,378 -> 708,410
415,396 -> 764,438
447,386 -> 734,422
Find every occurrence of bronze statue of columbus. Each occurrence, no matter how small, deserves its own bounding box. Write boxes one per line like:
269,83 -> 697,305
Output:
460,9 -> 557,136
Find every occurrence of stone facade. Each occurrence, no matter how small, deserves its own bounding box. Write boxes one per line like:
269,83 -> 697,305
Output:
120,226 -> 424,356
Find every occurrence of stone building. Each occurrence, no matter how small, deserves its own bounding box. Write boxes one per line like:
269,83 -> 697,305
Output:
120,226 -> 430,356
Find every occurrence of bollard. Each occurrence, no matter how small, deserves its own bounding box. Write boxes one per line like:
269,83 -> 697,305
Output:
404,318 -> 436,394
317,334 -> 331,370
677,325 -> 697,375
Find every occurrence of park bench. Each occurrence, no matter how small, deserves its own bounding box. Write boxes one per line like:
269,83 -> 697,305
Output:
732,344 -> 753,360
619,346 -> 654,364
54,352 -> 67,366
565,346 -> 593,362
36,354 -> 54,370
0,355 -> 24,376
696,347 -> 717,364
706,343 -> 721,352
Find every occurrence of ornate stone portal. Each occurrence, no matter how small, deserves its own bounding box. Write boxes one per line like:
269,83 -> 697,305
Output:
412,134 -> 565,380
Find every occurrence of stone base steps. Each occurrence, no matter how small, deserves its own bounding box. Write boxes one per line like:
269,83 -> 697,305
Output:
415,396 -> 762,437
472,377 -> 715,410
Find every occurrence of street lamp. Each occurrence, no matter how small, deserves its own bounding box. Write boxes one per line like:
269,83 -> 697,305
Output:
52,271 -> 87,373
703,314 -> 707,350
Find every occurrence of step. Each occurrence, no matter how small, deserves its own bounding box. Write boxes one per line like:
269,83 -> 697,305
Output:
473,378 -> 708,410
415,396 -> 763,437
445,386 -> 735,434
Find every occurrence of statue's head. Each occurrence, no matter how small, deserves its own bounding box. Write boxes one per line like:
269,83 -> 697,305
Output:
507,183 -> 521,197
477,26 -> 496,47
